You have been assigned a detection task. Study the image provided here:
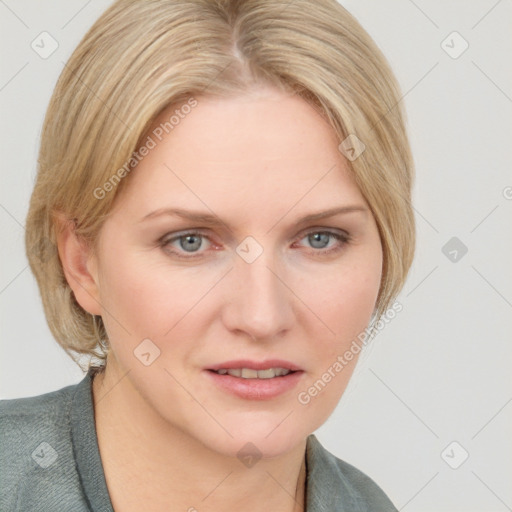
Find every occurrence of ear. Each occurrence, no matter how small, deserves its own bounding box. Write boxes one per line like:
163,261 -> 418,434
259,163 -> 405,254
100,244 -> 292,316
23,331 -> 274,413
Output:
54,213 -> 102,316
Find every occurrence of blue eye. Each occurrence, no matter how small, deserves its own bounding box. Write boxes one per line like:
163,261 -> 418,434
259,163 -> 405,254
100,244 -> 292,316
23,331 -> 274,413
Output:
160,229 -> 350,259
298,230 -> 350,256
304,232 -> 344,250
162,232 -> 210,257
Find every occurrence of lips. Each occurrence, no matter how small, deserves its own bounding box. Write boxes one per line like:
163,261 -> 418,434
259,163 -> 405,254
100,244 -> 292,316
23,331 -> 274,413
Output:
204,364 -> 304,400
207,359 -> 302,372
213,368 -> 292,379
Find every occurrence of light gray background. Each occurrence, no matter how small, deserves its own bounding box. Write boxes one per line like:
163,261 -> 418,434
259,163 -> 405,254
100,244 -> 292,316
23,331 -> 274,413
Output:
1,1 -> 511,511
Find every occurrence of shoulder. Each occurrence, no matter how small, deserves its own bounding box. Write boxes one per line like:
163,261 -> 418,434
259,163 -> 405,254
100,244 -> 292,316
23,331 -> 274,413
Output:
0,380 -> 78,415
306,434 -> 398,511
0,379 -> 90,511
0,381 -> 78,445
327,451 -> 398,511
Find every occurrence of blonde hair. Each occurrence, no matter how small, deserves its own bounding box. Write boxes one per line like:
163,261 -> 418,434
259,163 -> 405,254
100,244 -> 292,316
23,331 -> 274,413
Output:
25,0 -> 415,372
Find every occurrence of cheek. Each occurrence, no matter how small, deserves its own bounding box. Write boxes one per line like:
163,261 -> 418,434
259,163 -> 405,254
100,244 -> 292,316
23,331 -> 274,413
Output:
96,251 -> 220,347
95,253 -> 174,337
296,261 -> 381,426
305,250 -> 382,407
319,255 -> 382,339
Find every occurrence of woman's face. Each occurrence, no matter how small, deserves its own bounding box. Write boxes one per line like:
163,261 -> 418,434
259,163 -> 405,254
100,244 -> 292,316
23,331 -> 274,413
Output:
88,87 -> 383,458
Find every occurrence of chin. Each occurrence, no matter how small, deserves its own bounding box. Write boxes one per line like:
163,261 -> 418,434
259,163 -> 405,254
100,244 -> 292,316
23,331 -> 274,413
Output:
191,415 -> 311,461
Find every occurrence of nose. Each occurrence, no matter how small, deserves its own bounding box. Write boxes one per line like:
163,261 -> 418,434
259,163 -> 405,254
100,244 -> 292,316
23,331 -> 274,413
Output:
221,248 -> 295,342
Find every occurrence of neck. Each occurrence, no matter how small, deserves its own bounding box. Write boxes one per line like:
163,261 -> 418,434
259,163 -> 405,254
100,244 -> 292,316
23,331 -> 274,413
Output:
91,365 -> 307,512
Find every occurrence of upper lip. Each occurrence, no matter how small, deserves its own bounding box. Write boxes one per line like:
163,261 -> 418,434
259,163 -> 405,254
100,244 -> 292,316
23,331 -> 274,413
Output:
207,359 -> 302,372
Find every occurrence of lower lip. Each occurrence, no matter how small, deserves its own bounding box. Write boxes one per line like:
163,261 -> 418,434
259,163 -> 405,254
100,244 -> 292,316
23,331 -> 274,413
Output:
204,370 -> 304,400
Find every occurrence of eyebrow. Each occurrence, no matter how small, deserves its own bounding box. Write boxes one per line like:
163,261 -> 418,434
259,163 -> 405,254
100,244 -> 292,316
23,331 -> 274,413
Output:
139,205 -> 368,227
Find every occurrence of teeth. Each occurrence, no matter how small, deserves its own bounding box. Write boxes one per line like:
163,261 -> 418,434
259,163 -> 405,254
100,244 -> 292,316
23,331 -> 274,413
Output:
240,368 -> 258,379
257,368 -> 277,379
217,368 -> 292,379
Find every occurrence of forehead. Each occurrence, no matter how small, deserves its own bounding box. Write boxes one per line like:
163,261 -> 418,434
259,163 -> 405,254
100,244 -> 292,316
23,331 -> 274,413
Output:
112,90 -> 365,222
163,90 -> 336,161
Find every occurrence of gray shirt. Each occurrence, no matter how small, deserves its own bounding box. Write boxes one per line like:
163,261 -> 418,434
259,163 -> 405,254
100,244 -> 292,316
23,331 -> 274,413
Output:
0,369 -> 398,511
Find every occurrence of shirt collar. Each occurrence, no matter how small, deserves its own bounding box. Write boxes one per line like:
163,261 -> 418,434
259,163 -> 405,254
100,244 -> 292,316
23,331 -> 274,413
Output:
305,433 -> 362,511
71,368 -> 114,512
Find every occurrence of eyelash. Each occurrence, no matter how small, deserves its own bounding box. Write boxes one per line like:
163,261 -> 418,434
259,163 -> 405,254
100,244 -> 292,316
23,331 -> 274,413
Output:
159,228 -> 351,260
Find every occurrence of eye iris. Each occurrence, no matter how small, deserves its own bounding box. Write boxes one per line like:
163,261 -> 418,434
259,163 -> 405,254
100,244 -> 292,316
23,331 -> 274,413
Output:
309,232 -> 330,249
180,234 -> 202,252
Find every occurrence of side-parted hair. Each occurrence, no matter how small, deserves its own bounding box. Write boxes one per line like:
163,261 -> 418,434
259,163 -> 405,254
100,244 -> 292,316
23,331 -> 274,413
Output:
25,0 -> 415,372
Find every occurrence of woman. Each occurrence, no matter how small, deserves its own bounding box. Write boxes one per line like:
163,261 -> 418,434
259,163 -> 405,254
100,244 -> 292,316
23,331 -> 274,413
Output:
1,0 -> 414,510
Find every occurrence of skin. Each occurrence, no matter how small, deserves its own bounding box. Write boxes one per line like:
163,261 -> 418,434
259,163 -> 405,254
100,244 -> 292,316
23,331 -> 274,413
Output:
57,86 -> 383,512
